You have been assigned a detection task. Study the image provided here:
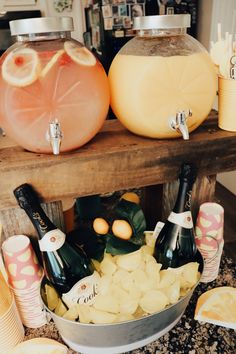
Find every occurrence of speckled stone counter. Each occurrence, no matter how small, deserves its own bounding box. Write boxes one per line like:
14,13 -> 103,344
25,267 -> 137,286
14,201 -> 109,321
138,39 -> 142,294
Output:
25,254 -> 236,354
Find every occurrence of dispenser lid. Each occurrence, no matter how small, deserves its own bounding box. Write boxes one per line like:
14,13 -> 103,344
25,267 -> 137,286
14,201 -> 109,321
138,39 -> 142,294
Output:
10,16 -> 74,36
133,14 -> 191,30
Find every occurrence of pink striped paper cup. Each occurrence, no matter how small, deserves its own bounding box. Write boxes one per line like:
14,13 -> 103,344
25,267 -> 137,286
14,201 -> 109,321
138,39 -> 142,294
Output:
2,235 -> 43,290
195,202 -> 224,283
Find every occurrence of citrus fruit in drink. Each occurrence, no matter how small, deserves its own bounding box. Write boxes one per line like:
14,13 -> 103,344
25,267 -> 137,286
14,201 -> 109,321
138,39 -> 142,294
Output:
195,286 -> 236,329
2,47 -> 40,87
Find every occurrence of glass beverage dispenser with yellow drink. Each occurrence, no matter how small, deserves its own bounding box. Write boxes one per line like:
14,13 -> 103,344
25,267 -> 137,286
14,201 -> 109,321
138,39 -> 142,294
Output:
108,15 -> 217,140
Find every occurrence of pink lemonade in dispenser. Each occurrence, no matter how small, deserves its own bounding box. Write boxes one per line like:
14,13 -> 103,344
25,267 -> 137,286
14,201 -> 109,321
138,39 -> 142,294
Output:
0,17 -> 110,154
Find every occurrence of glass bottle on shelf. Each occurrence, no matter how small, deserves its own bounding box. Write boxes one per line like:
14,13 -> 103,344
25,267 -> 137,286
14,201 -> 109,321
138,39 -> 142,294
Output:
154,162 -> 197,269
14,183 -> 99,308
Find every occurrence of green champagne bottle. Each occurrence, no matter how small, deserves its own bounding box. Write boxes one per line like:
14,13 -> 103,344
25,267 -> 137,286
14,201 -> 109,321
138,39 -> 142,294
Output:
14,183 -> 99,308
154,163 -> 197,269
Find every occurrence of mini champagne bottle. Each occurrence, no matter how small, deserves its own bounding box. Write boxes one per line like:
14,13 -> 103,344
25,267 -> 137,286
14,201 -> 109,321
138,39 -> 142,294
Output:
154,163 -> 197,269
14,184 -> 99,308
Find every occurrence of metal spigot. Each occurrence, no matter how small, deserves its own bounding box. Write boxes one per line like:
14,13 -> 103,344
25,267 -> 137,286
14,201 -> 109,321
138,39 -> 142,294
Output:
170,110 -> 192,140
47,120 -> 63,155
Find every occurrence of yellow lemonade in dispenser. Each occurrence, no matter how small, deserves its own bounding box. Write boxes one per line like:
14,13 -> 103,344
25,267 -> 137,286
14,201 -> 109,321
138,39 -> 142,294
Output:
109,15 -> 217,139
109,52 -> 216,138
0,17 -> 110,154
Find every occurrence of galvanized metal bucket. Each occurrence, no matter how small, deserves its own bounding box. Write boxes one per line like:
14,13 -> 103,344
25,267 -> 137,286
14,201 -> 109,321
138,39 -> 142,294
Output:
41,251 -> 203,354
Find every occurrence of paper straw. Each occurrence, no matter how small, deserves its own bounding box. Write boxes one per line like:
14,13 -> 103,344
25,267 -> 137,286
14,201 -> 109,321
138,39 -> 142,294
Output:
217,22 -> 222,42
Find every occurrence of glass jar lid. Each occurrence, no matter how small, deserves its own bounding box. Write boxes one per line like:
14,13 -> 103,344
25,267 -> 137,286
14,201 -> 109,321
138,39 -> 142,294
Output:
10,16 -> 74,36
133,14 -> 190,30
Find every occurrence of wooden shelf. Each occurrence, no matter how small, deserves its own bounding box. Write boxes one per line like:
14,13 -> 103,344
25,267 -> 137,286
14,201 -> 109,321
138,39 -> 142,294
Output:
0,110 -> 236,211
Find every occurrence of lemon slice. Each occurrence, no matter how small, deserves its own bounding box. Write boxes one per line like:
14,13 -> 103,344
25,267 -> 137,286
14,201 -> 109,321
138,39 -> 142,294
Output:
9,337 -> 68,354
195,286 -> 236,329
40,49 -> 65,77
2,47 -> 40,87
64,41 -> 96,66
45,283 -> 59,311
121,192 -> 140,204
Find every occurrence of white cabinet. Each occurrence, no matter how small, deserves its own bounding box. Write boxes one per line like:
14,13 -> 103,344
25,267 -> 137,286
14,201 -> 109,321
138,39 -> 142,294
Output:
44,1 -> 85,43
0,0 -> 47,15
0,0 -> 85,43
3,0 -> 36,5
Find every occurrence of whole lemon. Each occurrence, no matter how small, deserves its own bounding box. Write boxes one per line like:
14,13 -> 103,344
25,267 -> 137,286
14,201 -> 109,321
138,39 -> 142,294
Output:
112,219 -> 133,240
121,192 -> 140,204
93,218 -> 109,235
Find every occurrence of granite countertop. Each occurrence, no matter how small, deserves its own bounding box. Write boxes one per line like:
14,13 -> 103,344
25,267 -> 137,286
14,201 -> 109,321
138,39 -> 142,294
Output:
25,254 -> 236,354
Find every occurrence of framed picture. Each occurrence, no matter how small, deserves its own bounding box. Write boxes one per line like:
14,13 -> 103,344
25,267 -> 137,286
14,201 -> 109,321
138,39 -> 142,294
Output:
131,3 -> 144,17
92,10 -> 100,27
112,5 -> 119,16
92,26 -> 100,50
104,17 -> 113,30
119,5 -> 127,16
83,31 -> 92,49
123,16 -> 132,28
102,5 -> 112,18
113,16 -> 123,28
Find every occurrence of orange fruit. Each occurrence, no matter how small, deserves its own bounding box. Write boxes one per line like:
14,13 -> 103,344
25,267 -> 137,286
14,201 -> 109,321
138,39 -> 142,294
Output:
112,219 -> 133,240
121,192 -> 140,204
194,286 -> 236,329
93,218 -> 109,235
2,47 -> 40,87
64,41 -> 96,66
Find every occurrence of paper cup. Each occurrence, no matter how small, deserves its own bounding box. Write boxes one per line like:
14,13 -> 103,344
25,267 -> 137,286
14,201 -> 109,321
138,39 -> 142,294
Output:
12,279 -> 48,328
218,76 -> 236,132
0,297 -> 24,352
195,202 -> 224,283
0,269 -> 13,316
2,235 -> 43,290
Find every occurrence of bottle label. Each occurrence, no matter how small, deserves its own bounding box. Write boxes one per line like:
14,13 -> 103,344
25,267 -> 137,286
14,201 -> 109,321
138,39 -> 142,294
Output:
62,271 -> 100,308
168,211 -> 193,229
38,229 -> 66,252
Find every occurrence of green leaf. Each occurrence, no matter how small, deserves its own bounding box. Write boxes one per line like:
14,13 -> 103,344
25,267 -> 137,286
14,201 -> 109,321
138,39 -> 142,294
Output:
115,199 -> 146,246
67,227 -> 105,262
105,234 -> 140,255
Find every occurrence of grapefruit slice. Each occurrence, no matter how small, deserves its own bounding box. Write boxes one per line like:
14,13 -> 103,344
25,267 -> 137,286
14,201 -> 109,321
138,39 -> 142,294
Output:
64,41 -> 96,66
2,47 -> 40,87
9,337 -> 68,354
40,49 -> 65,77
195,286 -> 236,329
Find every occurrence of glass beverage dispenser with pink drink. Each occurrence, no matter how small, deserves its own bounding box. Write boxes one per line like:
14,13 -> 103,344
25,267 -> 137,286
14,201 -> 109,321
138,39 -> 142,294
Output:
108,15 -> 217,140
0,17 -> 110,154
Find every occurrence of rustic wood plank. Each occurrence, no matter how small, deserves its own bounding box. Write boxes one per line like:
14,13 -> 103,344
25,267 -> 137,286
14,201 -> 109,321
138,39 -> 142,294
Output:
161,175 -> 217,222
0,111 -> 235,209
142,184 -> 163,230
0,201 -> 65,247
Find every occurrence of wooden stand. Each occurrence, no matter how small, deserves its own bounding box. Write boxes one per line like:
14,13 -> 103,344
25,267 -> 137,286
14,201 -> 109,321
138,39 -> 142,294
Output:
0,110 -> 236,244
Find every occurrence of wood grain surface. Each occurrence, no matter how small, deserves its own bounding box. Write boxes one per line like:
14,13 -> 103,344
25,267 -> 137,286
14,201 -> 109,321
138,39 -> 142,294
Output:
0,110 -> 235,210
